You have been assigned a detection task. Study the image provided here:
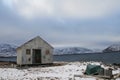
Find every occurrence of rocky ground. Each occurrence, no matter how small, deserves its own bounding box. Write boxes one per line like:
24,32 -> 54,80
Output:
0,61 -> 119,80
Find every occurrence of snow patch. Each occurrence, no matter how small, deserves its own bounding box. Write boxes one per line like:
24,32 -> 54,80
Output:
0,62 -> 119,80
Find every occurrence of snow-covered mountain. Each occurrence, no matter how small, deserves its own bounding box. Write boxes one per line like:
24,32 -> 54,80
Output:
0,44 -> 17,57
54,47 -> 93,55
103,43 -> 120,52
0,43 -> 102,56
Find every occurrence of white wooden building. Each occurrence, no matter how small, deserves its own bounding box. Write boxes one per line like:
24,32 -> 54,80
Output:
17,36 -> 53,65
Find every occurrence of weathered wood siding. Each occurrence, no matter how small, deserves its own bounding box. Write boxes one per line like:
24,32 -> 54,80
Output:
17,36 -> 53,65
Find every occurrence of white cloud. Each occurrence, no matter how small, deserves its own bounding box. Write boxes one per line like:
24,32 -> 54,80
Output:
2,0 -> 120,19
2,0 -> 55,19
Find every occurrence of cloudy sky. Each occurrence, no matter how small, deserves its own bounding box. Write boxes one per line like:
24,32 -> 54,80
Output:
0,0 -> 120,49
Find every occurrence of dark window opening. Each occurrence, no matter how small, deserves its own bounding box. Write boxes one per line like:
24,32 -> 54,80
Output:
46,49 -> 50,55
28,58 -> 31,61
26,49 -> 31,55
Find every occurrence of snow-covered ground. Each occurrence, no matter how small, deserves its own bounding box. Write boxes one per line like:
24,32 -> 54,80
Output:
0,62 -> 119,80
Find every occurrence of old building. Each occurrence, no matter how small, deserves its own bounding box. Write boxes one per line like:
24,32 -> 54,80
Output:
17,36 -> 53,65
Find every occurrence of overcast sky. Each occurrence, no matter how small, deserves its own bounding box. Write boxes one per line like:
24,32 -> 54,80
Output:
0,0 -> 120,49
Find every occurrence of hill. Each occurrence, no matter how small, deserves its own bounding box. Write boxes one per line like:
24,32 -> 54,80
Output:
54,47 -> 94,55
0,44 -> 102,57
0,44 -> 17,57
103,43 -> 120,52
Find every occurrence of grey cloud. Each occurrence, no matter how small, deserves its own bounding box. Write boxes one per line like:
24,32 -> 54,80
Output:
0,0 -> 120,49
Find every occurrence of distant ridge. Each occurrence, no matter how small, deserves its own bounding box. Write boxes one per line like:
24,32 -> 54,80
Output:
0,43 -> 17,57
53,47 -> 94,55
103,43 -> 120,52
0,43 -> 106,57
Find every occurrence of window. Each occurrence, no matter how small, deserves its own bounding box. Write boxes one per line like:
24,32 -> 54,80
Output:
46,49 -> 50,55
26,49 -> 31,55
28,58 -> 31,61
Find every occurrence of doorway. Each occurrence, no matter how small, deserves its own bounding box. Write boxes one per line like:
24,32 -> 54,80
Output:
33,49 -> 41,64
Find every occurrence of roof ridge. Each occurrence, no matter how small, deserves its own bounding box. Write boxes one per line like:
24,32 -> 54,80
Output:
17,36 -> 53,49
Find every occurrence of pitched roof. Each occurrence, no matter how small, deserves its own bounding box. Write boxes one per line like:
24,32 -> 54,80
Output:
17,36 -> 54,50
